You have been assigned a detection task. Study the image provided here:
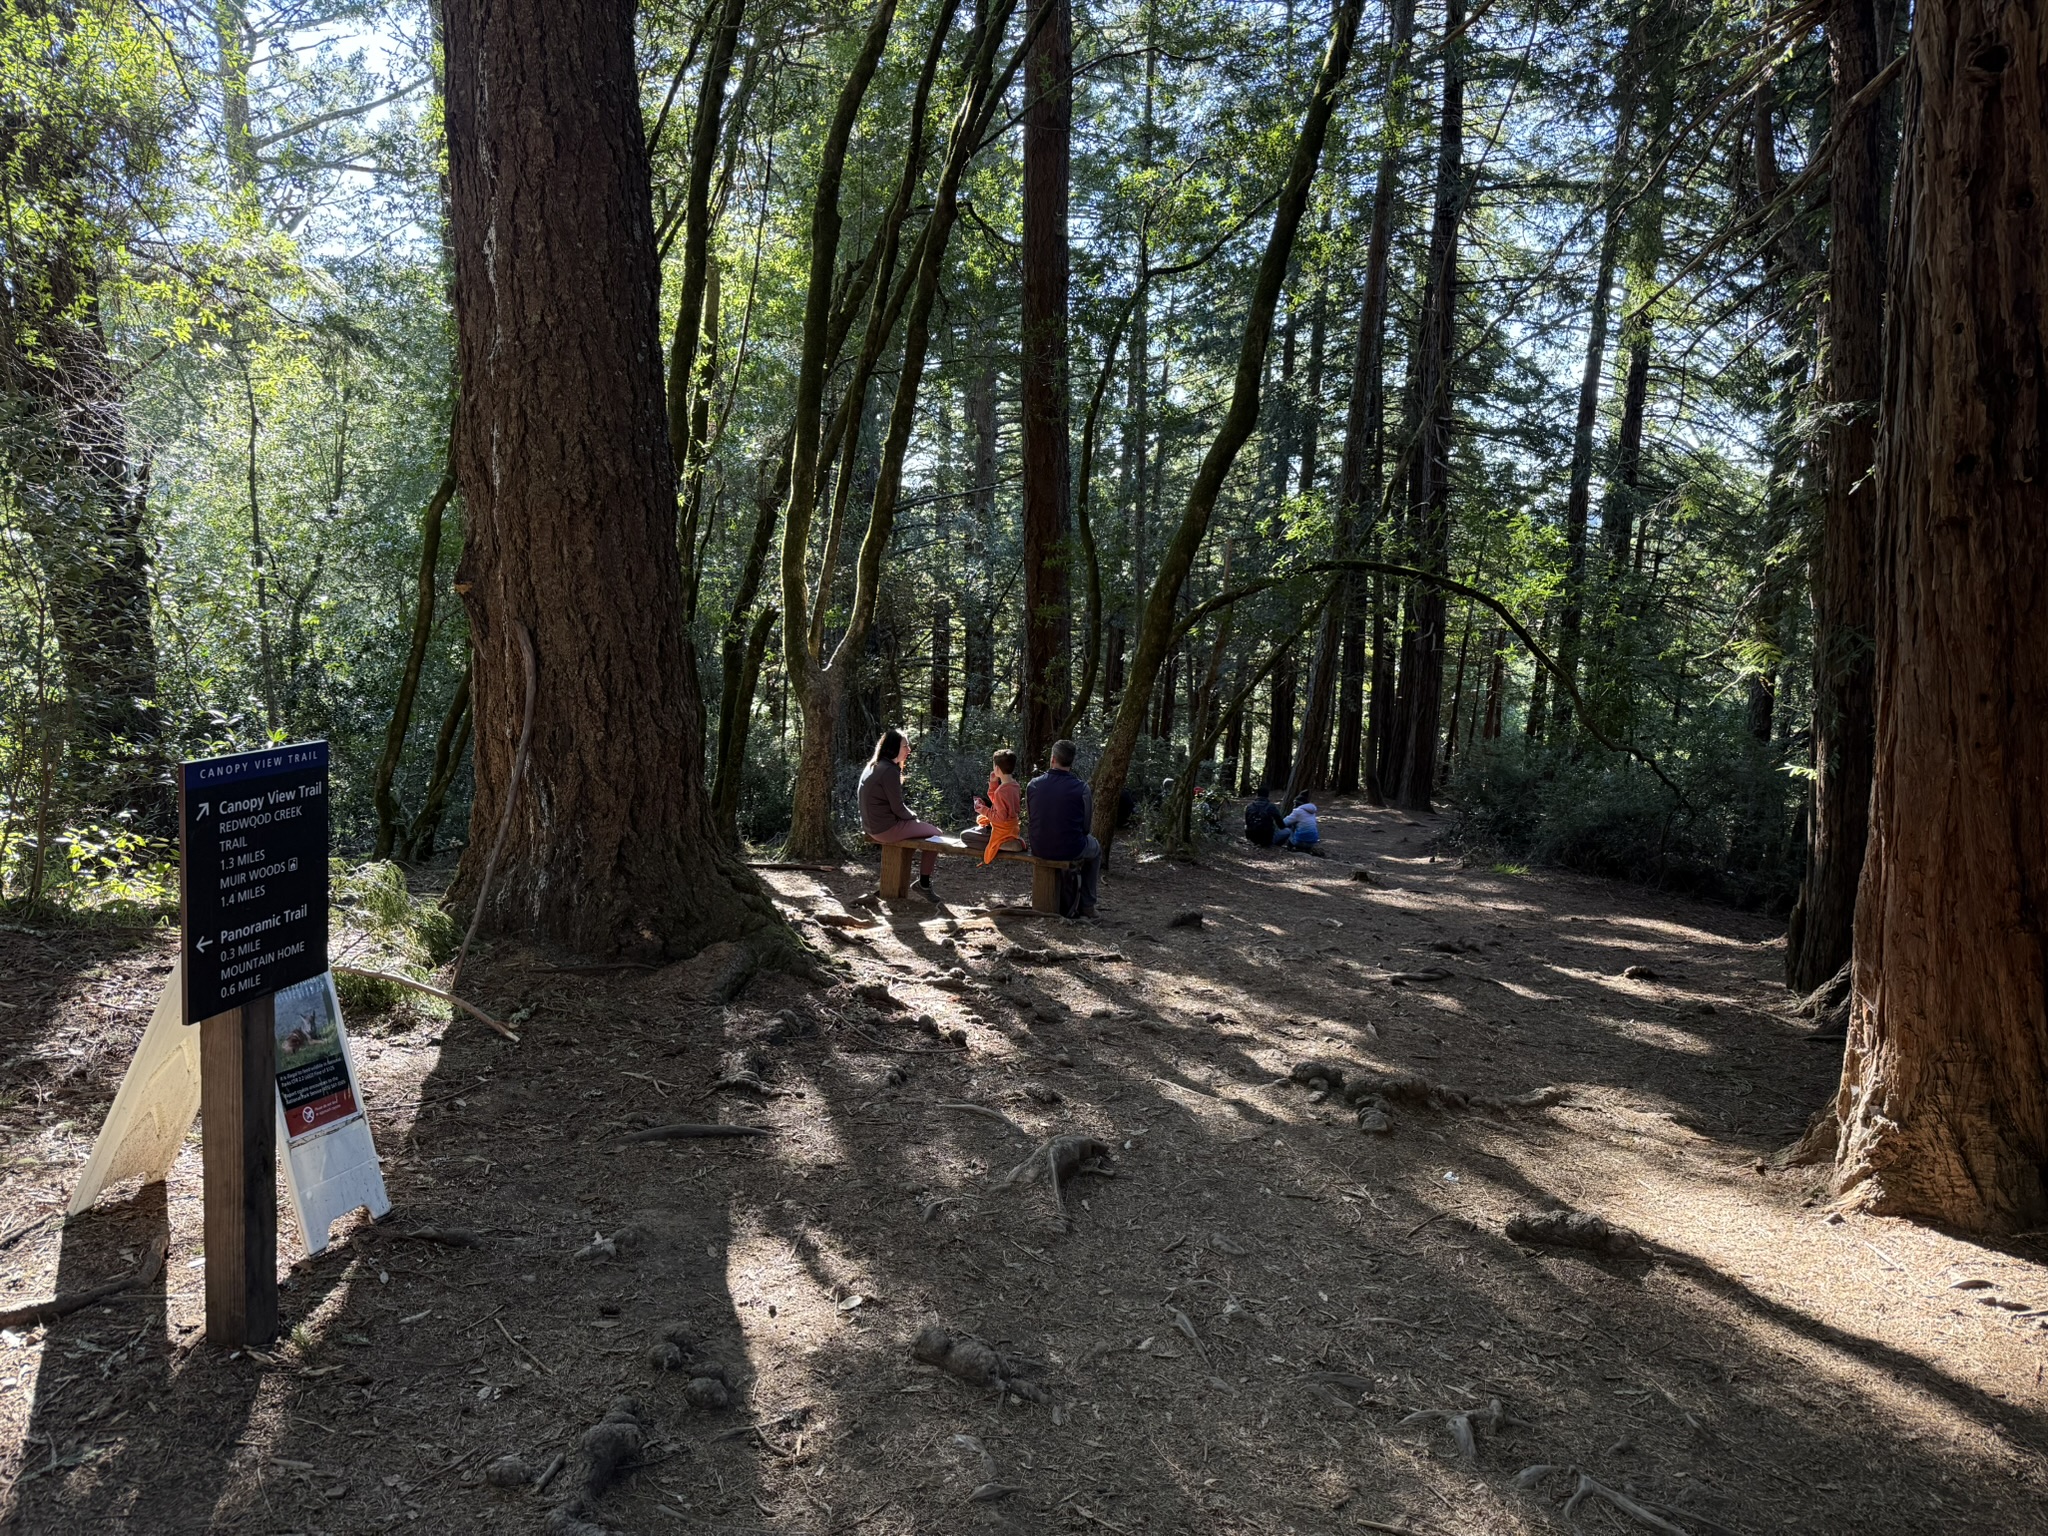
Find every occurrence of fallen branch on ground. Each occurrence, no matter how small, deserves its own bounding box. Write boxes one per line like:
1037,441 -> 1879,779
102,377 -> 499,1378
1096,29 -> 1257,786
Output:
332,965 -> 519,1041
621,1121 -> 773,1143
927,1100 -> 1029,1136
0,1235 -> 168,1330
395,1226 -> 485,1248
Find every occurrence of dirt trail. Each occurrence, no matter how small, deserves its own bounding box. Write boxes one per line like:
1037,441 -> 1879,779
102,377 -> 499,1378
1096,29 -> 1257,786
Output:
2,798 -> 2044,1534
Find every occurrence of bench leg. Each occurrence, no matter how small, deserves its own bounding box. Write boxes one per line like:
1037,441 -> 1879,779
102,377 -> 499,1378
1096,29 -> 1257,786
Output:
1032,862 -> 1061,914
879,843 -> 913,900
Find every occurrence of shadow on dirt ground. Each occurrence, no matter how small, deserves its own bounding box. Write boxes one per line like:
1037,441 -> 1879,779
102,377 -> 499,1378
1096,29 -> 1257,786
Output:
4,797 -> 2046,1533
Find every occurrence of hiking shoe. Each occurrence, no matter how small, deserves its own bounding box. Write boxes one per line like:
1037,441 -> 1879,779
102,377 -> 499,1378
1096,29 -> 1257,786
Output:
911,878 -> 937,903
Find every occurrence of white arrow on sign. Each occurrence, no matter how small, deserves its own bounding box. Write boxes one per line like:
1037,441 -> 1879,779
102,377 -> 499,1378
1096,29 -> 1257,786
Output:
196,801 -> 210,818
195,936 -> 212,953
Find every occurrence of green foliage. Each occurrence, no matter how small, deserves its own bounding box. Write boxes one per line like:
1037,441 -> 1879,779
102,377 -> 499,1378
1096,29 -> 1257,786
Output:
1447,728 -> 1804,913
330,856 -> 454,1021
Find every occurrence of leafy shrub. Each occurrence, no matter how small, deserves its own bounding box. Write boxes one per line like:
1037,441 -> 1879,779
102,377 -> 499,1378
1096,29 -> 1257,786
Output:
1446,727 -> 1803,912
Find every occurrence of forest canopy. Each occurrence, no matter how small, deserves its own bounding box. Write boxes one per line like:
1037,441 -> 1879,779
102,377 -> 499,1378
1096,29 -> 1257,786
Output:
0,0 -> 1833,920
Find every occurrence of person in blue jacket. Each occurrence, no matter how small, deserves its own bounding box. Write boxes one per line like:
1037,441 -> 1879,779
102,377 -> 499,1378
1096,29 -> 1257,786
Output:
1025,739 -> 1102,917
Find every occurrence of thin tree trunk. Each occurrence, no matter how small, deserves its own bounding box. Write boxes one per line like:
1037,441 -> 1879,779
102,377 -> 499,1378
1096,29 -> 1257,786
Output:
443,0 -> 785,957
930,597 -> 951,734
1831,0 -> 2048,1232
1021,0 -> 1074,765
965,362 -> 998,718
372,459 -> 458,859
1388,0 -> 1467,812
1089,0 -> 1366,846
400,669 -> 472,862
1552,37 -> 1640,735
1261,651 -> 1297,791
1787,0 -> 1890,992
666,0 -> 746,472
1334,610 -> 1365,791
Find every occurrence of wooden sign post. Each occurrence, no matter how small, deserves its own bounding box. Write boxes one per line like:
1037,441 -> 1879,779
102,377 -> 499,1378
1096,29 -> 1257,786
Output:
180,743 -> 330,1348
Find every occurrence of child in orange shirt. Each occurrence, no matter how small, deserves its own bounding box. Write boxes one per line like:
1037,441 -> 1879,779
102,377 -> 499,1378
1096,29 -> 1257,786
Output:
961,748 -> 1024,863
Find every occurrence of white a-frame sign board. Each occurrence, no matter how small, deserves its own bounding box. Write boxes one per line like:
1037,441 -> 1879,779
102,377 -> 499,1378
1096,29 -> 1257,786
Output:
72,961 -> 390,1254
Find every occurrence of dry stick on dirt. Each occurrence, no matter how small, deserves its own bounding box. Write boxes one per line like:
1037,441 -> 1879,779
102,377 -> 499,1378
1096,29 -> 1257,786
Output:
0,1235 -> 167,1330
621,1121 -> 773,1143
330,965 -> 518,1042
927,1100 -> 1029,1136
450,617 -> 536,992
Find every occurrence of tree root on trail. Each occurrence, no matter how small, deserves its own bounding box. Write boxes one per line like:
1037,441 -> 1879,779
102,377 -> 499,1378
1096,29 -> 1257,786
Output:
0,1235 -> 166,1330
911,1324 -> 1046,1403
1398,1398 -> 1516,1464
1513,1464 -> 1691,1535
1003,1135 -> 1114,1191
1504,1209 -> 1648,1260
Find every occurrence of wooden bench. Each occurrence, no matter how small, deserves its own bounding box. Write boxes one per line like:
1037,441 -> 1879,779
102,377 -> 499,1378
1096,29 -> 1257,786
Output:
869,834 -> 1079,913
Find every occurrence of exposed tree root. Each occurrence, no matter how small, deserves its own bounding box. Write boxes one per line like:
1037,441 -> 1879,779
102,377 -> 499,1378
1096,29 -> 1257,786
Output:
1504,1209 -> 1648,1260
0,1235 -> 166,1330
1398,1397 -> 1508,1463
1513,1464 -> 1691,1535
1003,1135 -> 1114,1192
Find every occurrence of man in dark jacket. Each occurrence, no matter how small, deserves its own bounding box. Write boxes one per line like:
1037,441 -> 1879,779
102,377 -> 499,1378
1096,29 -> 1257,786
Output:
1243,785 -> 1282,848
1026,739 -> 1101,917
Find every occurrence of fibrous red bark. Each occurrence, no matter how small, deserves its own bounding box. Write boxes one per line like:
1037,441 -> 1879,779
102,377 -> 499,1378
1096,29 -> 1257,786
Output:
1831,0 -> 2048,1232
443,0 -> 785,958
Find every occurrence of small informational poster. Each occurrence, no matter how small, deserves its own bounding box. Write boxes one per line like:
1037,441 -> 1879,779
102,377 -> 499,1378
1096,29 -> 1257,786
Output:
273,972 -> 359,1143
272,971 -> 390,1254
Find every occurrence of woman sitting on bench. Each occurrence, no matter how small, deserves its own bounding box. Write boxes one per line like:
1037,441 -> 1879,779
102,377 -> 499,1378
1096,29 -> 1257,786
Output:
858,728 -> 944,902
960,747 -> 1025,862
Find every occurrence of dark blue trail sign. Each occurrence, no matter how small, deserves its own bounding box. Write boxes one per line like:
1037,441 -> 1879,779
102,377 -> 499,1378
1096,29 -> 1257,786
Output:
180,742 -> 330,1022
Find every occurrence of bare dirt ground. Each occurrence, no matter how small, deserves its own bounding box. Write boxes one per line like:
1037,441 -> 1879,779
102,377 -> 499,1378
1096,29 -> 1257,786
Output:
3,797 -> 2046,1535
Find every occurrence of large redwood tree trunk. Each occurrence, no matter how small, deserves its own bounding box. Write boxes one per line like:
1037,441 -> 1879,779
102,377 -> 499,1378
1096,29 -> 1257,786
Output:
1020,0 -> 1074,766
1787,0 -> 1890,992
443,0 -> 784,958
1832,0 -> 2048,1232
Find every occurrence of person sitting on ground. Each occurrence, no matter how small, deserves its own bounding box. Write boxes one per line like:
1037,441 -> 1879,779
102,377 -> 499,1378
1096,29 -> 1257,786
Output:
1278,795 -> 1322,853
858,727 -> 944,901
960,748 -> 1025,862
1026,738 -> 1103,918
1243,784 -> 1283,848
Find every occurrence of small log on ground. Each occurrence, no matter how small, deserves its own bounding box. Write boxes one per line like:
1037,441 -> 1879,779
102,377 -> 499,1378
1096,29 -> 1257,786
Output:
911,1324 -> 1045,1402
1504,1209 -> 1648,1260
